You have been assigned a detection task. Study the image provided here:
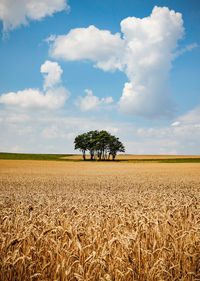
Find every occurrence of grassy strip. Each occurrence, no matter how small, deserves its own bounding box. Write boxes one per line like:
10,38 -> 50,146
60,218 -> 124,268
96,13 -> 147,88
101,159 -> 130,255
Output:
0,152 -> 73,161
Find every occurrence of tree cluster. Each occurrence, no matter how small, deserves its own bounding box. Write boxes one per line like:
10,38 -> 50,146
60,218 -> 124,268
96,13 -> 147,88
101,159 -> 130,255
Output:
74,130 -> 125,161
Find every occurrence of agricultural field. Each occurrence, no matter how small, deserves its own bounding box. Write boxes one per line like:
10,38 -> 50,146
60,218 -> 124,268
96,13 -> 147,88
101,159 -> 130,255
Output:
62,154 -> 200,162
0,159 -> 200,280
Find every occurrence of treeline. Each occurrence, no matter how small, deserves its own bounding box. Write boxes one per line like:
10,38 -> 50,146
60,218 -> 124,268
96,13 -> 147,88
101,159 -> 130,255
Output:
74,130 -> 125,160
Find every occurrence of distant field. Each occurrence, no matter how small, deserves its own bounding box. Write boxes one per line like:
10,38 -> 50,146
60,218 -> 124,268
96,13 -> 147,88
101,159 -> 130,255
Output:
116,154 -> 200,159
0,159 -> 200,280
1,152 -> 200,163
62,154 -> 200,162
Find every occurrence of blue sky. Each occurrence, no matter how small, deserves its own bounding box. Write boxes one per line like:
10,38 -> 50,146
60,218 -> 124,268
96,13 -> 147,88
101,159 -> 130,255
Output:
0,0 -> 200,154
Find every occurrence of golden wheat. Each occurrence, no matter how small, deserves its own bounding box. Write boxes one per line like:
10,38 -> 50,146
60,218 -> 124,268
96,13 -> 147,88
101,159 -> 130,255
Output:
0,160 -> 200,280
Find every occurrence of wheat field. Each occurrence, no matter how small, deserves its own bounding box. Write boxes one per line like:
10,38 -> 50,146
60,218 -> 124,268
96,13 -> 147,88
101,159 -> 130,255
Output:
0,160 -> 200,280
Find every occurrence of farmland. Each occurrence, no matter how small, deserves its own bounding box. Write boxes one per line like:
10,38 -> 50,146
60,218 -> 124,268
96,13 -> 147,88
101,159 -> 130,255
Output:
0,159 -> 200,280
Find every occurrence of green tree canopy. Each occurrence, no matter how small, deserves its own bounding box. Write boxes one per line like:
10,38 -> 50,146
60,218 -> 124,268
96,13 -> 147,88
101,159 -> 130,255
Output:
74,133 -> 88,160
74,130 -> 125,160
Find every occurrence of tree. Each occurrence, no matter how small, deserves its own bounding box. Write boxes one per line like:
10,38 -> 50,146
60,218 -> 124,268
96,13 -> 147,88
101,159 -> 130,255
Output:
95,130 -> 111,160
108,136 -> 125,160
87,130 -> 99,160
74,133 -> 88,160
74,130 -> 125,161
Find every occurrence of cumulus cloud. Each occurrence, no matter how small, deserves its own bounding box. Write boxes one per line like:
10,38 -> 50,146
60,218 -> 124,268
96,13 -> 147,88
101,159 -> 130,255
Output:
0,87 -> 69,109
49,25 -> 124,71
0,0 -> 69,32
0,61 -> 70,109
119,6 -> 184,118
41,60 -> 63,90
75,89 -> 113,111
49,6 -> 187,118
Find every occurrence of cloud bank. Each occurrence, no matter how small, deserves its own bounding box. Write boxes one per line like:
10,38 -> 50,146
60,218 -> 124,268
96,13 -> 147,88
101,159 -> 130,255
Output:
0,0 -> 69,32
1,105 -> 200,154
49,6 -> 185,118
0,61 -> 70,109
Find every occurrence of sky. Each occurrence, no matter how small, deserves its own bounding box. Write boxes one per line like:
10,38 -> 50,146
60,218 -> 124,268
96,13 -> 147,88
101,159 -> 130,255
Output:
0,0 -> 200,155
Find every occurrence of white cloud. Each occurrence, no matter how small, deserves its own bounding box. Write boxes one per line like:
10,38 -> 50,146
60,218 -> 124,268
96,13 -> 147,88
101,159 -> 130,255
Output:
0,61 -> 70,109
0,0 -> 69,32
118,6 -> 184,118
41,60 -> 63,90
173,43 -> 198,58
0,87 -> 69,109
75,89 -> 113,111
50,25 -> 124,71
49,6 -> 187,119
